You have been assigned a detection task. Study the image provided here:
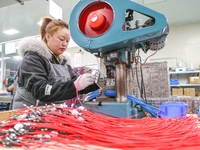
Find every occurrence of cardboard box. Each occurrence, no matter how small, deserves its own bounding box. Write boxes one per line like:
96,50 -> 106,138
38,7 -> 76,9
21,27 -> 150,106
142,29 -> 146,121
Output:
172,88 -> 183,96
189,73 -> 200,84
0,110 -> 17,121
189,76 -> 200,84
184,88 -> 195,97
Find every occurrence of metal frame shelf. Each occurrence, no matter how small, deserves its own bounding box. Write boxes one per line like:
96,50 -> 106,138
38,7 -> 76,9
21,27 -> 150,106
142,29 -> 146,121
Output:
169,70 -> 200,75
170,84 -> 200,87
169,70 -> 200,96
170,70 -> 200,87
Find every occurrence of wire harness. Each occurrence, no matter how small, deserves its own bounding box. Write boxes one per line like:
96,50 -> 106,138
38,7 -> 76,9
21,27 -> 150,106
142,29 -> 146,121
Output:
0,103 -> 200,150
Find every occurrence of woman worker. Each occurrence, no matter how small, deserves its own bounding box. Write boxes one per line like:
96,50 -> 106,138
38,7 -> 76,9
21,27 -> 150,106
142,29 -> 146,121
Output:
12,17 -> 99,109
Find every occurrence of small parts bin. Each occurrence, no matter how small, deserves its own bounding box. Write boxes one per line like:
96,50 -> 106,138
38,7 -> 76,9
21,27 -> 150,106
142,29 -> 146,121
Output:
170,80 -> 178,85
157,103 -> 188,119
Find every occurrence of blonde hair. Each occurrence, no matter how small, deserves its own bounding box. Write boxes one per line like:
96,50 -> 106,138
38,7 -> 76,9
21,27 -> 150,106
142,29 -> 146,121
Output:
40,17 -> 69,44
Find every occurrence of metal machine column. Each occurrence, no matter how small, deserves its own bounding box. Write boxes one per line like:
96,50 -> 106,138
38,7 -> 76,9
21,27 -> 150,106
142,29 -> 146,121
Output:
127,69 -> 132,95
116,63 -> 127,102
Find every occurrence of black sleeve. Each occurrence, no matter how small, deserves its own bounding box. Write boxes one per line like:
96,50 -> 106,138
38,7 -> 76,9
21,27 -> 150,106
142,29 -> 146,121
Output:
31,80 -> 77,102
79,83 -> 99,94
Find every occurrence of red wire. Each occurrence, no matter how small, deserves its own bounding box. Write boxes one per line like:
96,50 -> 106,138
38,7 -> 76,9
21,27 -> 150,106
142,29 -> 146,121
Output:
118,59 -> 133,72
1,106 -> 200,150
2,69 -> 200,150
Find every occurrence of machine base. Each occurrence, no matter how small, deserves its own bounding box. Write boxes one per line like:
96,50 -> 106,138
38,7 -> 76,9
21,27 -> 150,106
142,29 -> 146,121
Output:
83,101 -> 145,119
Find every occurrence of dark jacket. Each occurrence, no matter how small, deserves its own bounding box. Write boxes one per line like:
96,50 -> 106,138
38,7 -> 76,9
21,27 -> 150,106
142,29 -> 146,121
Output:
12,37 -> 99,109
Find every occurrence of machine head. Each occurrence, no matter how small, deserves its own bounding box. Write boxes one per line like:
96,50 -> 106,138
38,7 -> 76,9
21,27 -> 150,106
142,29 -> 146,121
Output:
69,0 -> 169,54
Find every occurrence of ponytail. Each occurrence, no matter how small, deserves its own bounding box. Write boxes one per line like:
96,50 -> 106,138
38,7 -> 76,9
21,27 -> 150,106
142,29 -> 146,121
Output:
40,17 -> 69,44
40,17 -> 53,43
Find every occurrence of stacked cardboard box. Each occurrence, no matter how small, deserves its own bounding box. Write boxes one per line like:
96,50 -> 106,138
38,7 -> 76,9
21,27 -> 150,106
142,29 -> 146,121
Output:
171,88 -> 195,97
172,88 -> 183,96
189,73 -> 200,84
184,88 -> 195,97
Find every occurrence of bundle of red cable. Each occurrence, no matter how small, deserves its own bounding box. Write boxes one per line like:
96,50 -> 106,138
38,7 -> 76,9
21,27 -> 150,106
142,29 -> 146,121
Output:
0,105 -> 200,150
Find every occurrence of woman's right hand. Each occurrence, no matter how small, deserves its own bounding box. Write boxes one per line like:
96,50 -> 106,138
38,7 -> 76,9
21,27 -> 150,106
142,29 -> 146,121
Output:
74,73 -> 95,91
7,83 -> 14,92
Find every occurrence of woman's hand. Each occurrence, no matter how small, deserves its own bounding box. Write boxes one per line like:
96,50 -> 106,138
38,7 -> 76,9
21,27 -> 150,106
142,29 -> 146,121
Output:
7,83 -> 14,92
74,73 -> 95,91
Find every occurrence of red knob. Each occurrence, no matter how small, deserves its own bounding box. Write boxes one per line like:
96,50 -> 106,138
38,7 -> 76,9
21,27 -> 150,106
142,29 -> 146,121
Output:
87,11 -> 106,30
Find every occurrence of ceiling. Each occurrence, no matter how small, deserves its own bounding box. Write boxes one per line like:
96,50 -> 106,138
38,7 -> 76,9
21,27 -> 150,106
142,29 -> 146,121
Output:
0,0 -> 200,44
0,0 -> 31,8
0,0 -> 79,44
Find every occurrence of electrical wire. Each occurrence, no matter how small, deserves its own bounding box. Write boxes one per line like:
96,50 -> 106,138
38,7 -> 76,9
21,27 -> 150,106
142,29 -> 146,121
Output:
1,103 -> 200,150
142,49 -> 158,65
85,89 -> 158,117
118,60 -> 133,72
96,71 -> 115,86
132,53 -> 147,101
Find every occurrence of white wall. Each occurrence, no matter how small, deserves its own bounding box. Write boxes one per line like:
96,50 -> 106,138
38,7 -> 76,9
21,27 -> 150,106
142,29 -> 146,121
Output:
67,23 -> 200,70
65,46 -> 100,68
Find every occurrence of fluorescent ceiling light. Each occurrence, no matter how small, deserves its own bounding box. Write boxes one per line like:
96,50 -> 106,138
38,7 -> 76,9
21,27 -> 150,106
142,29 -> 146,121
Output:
5,42 -> 16,55
49,0 -> 63,19
4,57 -> 11,60
37,20 -> 43,26
0,57 -> 11,61
13,56 -> 23,60
3,29 -> 19,35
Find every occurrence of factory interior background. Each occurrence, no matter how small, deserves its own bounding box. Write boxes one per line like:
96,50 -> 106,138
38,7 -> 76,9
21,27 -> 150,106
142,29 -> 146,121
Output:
1,0 -> 200,149
0,0 -> 200,99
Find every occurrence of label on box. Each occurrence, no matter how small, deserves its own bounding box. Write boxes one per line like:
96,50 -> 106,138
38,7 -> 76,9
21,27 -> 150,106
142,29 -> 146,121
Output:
190,77 -> 199,81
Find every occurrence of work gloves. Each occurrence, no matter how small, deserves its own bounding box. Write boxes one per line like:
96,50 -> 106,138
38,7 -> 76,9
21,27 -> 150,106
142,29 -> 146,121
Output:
74,73 -> 96,91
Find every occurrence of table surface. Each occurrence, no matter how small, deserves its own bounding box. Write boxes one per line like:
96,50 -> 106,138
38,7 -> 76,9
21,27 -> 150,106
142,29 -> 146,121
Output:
0,96 -> 12,102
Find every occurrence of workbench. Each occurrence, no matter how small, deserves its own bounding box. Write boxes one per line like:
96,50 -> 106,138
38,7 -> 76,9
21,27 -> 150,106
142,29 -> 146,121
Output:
0,95 -> 12,103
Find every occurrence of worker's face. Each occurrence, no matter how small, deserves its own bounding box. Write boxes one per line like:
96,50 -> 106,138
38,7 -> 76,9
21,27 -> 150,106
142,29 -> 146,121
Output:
46,27 -> 70,55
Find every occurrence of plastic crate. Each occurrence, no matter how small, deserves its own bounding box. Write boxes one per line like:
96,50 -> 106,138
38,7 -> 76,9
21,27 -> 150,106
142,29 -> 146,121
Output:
157,103 -> 188,119
170,80 -> 178,85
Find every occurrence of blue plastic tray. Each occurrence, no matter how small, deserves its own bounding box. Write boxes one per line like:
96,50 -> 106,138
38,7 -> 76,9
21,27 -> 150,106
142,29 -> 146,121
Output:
157,103 -> 188,119
0,94 -> 11,97
170,80 -> 178,85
